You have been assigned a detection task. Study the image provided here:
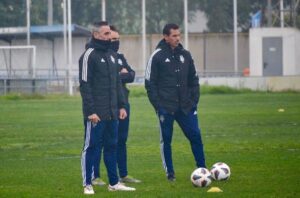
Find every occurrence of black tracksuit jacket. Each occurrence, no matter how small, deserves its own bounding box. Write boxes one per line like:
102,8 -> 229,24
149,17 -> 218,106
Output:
79,38 -> 125,120
145,39 -> 200,115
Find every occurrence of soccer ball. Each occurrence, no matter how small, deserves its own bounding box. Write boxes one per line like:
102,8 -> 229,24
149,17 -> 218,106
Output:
190,167 -> 212,187
210,162 -> 231,180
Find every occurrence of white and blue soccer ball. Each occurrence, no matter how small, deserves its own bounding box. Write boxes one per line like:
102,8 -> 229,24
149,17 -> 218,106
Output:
210,162 -> 231,181
190,167 -> 212,187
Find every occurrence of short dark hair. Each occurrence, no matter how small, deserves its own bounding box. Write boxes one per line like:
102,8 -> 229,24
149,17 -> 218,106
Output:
91,21 -> 109,32
110,25 -> 119,33
163,23 -> 179,36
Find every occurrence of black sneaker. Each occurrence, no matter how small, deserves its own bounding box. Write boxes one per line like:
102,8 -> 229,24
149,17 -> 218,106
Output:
167,173 -> 176,182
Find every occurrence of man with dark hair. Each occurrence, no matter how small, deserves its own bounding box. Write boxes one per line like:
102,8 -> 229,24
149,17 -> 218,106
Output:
79,21 -> 135,195
145,23 -> 206,182
92,25 -> 141,185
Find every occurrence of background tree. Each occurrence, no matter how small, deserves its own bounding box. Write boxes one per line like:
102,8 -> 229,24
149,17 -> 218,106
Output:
0,0 -> 299,33
146,0 -> 185,34
71,0 -> 101,27
197,0 -> 300,32
106,0 -> 141,34
0,0 -> 26,27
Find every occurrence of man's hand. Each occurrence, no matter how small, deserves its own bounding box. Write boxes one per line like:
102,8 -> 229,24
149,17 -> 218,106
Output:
120,68 -> 128,73
119,108 -> 127,119
88,114 -> 100,123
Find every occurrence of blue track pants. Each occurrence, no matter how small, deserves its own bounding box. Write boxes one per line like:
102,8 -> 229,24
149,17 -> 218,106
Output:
157,107 -> 206,175
117,104 -> 130,178
81,119 -> 119,186
92,104 -> 130,179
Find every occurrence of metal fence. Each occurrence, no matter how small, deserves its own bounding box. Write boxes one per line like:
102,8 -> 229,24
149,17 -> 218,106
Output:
0,77 -> 79,95
0,70 -> 246,95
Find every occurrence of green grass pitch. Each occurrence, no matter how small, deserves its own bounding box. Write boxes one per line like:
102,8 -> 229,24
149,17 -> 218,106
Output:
0,88 -> 300,197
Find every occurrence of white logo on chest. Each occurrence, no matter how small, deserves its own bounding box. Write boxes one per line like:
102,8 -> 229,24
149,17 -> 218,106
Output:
110,56 -> 115,63
118,58 -> 123,65
100,58 -> 105,63
180,55 -> 184,63
165,58 -> 170,62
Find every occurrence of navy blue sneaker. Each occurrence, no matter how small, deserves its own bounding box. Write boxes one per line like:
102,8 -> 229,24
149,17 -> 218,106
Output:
167,173 -> 176,182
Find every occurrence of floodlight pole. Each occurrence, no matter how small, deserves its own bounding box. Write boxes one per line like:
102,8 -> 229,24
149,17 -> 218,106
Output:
67,0 -> 73,95
267,0 -> 272,27
142,0 -> 146,71
294,0 -> 299,27
26,0 -> 33,78
63,0 -> 67,75
183,0 -> 189,50
32,46 -> 36,78
280,0 -> 284,28
26,0 -> 31,46
233,0 -> 238,76
48,0 -> 53,25
102,0 -> 106,20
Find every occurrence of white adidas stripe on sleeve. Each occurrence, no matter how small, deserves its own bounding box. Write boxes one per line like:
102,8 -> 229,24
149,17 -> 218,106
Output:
145,48 -> 161,80
82,48 -> 94,82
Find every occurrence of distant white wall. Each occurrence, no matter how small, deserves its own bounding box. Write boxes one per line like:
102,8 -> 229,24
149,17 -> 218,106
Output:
0,37 -> 89,77
249,28 -> 300,76
200,76 -> 300,91
0,33 -> 250,78
53,37 -> 88,76
117,33 -> 249,77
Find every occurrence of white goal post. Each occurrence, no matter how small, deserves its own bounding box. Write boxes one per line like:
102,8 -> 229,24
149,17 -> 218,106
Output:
0,45 -> 36,78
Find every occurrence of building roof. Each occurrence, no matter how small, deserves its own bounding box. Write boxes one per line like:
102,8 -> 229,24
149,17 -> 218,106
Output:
0,24 -> 91,41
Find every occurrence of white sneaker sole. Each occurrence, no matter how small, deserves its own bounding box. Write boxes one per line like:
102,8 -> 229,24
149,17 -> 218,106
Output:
83,190 -> 95,195
108,187 -> 136,191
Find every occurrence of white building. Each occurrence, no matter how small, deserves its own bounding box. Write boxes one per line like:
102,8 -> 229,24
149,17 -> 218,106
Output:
249,28 -> 300,76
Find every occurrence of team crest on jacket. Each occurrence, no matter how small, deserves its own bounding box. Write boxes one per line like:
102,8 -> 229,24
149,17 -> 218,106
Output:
118,58 -> 123,65
180,55 -> 185,63
110,55 -> 115,63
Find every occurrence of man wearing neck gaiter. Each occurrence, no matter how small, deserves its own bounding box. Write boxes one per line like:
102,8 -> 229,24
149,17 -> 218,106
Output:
110,25 -> 141,183
79,21 -> 135,195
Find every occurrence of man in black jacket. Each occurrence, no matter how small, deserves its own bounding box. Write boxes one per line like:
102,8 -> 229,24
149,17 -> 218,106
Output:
91,25 -> 141,185
145,23 -> 206,182
79,21 -> 135,195
110,26 -> 141,183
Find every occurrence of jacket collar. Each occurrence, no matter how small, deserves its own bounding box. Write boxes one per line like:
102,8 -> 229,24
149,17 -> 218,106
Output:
156,39 -> 184,53
85,37 -> 111,51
